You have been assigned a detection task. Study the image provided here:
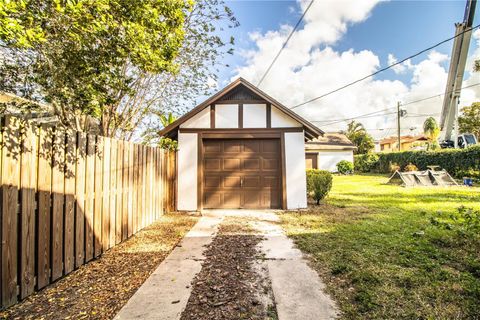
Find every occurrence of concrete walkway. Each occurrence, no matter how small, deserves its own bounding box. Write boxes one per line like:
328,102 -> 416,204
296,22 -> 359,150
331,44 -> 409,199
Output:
115,210 -> 338,320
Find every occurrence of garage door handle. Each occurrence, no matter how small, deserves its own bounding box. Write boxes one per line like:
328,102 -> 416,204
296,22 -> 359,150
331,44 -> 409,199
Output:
240,177 -> 243,187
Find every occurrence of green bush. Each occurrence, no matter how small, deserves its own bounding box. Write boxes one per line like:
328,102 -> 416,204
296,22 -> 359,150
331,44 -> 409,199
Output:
306,169 -> 333,204
336,160 -> 354,174
353,145 -> 480,178
354,153 -> 379,173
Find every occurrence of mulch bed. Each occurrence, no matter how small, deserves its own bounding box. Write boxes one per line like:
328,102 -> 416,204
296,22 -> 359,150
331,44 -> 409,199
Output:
181,218 -> 277,320
0,213 -> 198,320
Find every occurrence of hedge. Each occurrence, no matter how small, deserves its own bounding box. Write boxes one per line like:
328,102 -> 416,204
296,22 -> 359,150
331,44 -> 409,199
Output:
354,145 -> 480,178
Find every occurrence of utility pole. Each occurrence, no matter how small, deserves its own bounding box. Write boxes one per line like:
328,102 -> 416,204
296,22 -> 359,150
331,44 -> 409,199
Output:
397,102 -> 407,151
397,102 -> 401,151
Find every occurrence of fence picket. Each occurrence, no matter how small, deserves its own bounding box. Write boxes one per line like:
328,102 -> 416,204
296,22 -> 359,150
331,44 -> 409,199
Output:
1,116 -> 21,307
20,122 -> 37,299
37,125 -> 53,289
75,132 -> 87,268
64,133 -> 76,274
93,136 -> 103,257
115,140 -> 123,244
84,135 -> 95,262
51,129 -> 65,281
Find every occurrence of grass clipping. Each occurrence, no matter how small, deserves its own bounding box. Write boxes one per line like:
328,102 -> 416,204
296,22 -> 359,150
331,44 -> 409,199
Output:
181,217 -> 277,320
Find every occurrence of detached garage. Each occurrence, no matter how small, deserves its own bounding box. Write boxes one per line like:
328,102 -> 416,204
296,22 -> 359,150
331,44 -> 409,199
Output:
159,78 -> 324,211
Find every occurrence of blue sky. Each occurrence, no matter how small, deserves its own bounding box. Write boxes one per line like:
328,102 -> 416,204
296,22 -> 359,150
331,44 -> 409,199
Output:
210,0 -> 480,138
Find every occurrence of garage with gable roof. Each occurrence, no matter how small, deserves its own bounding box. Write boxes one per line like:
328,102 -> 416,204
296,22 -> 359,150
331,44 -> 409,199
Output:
159,78 -> 324,211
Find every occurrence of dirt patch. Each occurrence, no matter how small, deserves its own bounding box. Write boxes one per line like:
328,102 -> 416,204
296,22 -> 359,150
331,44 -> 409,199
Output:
0,213 -> 198,320
181,217 -> 277,320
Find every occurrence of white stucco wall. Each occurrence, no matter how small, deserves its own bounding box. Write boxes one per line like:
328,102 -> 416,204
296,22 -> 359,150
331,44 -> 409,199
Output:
284,132 -> 307,209
180,106 -> 210,128
215,104 -> 238,128
177,133 -> 198,211
243,104 -> 266,128
318,150 -> 354,172
271,106 -> 301,128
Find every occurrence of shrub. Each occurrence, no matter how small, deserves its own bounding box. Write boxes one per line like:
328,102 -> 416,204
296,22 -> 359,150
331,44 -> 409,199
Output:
336,160 -> 354,174
404,163 -> 418,172
353,145 -> 480,179
354,153 -> 379,173
306,169 -> 333,204
389,163 -> 400,173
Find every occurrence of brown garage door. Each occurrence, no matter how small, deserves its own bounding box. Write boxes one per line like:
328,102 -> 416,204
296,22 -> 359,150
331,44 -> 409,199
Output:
202,139 -> 281,209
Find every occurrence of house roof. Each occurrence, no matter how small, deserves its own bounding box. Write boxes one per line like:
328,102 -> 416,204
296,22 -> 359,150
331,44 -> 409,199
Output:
158,77 -> 324,140
305,132 -> 357,150
380,135 -> 428,145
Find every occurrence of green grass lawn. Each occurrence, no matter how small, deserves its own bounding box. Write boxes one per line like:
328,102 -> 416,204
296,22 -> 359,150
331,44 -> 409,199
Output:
280,174 -> 480,319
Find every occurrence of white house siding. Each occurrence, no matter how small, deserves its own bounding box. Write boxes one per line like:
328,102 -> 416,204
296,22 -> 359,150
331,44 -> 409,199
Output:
177,133 -> 198,211
215,104 -> 238,128
318,150 -> 354,172
284,132 -> 307,209
271,106 -> 301,128
180,106 -> 210,128
243,104 -> 266,128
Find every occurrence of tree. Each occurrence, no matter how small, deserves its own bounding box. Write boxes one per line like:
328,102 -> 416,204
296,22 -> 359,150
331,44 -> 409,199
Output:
132,0 -> 237,143
458,102 -> 480,140
0,0 -> 190,134
423,117 -> 440,150
344,121 -> 374,154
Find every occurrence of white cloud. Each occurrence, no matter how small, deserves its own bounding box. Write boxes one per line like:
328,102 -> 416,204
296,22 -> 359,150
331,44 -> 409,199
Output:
232,0 -> 480,139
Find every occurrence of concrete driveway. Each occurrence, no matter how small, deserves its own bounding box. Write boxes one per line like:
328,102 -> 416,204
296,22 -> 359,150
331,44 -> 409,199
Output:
115,210 -> 338,320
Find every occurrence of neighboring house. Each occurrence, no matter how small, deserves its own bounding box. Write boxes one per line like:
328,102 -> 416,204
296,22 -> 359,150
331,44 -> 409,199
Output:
159,78 -> 323,211
305,133 -> 356,171
380,135 -> 428,152
0,91 -> 57,124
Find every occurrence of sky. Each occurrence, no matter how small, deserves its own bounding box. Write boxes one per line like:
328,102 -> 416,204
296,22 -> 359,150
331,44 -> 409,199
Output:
204,0 -> 480,140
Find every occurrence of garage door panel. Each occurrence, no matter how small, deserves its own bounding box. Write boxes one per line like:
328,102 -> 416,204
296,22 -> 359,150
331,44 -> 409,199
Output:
262,140 -> 280,153
224,141 -> 241,153
203,138 -> 281,209
244,159 -> 260,170
223,158 -> 241,170
204,192 -> 222,208
223,192 -> 241,207
205,176 -> 221,187
244,191 -> 261,208
204,140 -> 221,153
263,176 -> 278,188
262,158 -> 279,170
243,176 -> 261,188
243,140 -> 260,153
262,191 -> 280,207
205,158 -> 221,170
224,176 -> 241,188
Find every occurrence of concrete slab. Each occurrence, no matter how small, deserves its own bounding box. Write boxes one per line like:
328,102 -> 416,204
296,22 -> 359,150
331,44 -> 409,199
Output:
253,212 -> 339,320
114,214 -> 223,320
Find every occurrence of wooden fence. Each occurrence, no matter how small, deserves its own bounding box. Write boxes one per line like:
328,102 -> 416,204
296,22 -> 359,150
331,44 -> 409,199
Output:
0,116 -> 176,309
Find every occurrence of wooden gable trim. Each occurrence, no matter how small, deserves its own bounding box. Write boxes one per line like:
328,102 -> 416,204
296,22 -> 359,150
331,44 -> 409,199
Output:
158,77 -> 323,139
238,103 -> 243,128
266,103 -> 271,128
210,104 -> 215,129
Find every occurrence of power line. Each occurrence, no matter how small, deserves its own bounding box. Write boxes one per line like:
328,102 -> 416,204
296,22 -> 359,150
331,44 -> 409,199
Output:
291,24 -> 480,110
310,107 -> 395,123
313,112 -> 397,127
257,0 -> 314,87
308,81 -> 480,126
401,82 -> 480,106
